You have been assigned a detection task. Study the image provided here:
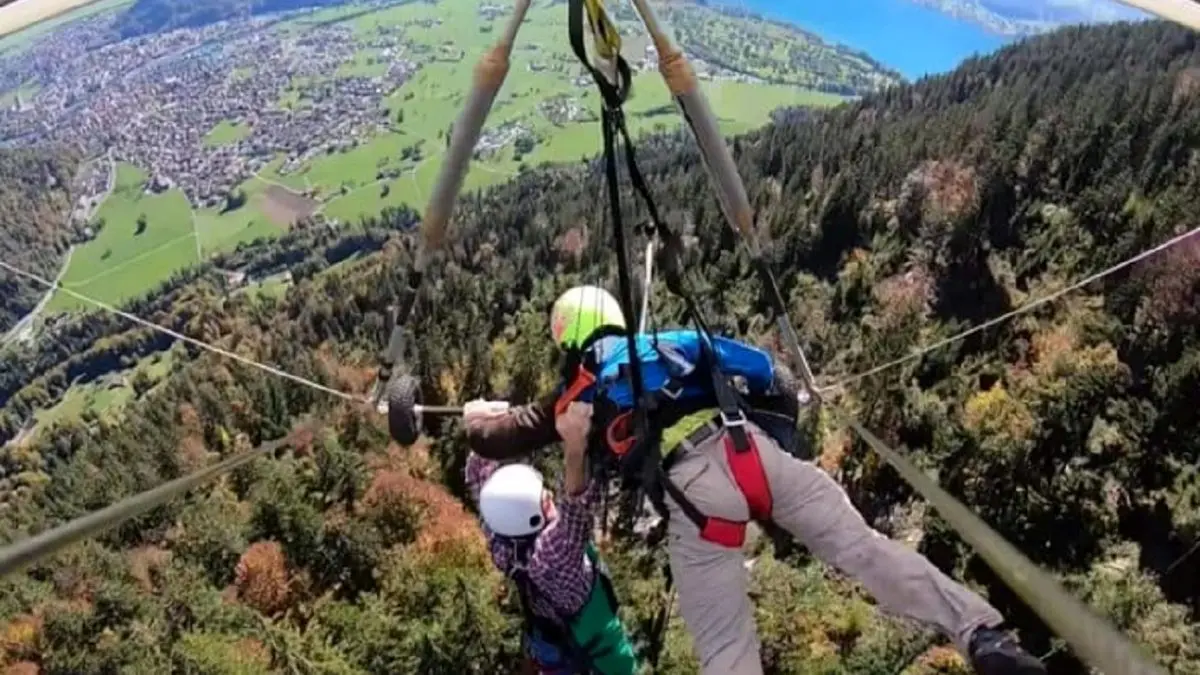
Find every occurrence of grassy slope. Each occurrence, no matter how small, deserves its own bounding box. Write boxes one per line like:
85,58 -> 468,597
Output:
193,157 -> 299,253
30,350 -> 176,439
192,177 -> 286,254
296,0 -> 845,224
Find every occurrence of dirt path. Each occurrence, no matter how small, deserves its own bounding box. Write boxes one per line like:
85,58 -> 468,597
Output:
251,169 -> 307,195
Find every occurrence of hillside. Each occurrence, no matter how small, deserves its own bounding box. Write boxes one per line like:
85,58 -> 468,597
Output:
0,147 -> 82,337
617,1 -> 900,95
1,18 -> 1199,675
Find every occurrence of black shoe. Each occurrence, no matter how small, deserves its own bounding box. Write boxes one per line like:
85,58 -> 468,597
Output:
968,626 -> 1047,675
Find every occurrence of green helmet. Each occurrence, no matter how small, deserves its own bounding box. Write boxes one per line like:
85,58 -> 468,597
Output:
550,285 -> 627,350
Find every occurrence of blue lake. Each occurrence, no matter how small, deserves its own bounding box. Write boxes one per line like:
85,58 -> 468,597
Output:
732,0 -> 1014,80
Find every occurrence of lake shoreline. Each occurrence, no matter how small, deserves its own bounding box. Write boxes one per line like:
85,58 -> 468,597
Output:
712,0 -> 1012,79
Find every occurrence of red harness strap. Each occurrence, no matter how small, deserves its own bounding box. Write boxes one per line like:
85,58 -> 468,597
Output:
673,429 -> 774,549
555,365 -> 596,416
724,432 -> 773,520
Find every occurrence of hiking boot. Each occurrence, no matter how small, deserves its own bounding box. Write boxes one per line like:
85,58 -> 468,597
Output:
968,626 -> 1047,675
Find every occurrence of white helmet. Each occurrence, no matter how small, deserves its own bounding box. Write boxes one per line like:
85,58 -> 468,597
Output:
479,463 -> 546,537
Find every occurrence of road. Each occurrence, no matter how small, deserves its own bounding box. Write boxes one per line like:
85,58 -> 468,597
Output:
2,243 -> 74,346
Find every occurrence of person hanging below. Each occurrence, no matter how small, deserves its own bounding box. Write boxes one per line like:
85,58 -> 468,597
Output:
464,285 -> 1048,675
464,398 -> 640,675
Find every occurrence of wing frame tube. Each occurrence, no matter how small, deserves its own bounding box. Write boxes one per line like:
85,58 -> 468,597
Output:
1115,0 -> 1200,30
372,0 -> 532,404
840,416 -> 1169,675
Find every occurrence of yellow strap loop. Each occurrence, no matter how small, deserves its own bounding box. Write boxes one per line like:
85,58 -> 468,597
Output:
582,0 -> 622,61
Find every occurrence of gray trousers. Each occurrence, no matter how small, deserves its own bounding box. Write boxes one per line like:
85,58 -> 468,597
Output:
664,424 -> 1003,675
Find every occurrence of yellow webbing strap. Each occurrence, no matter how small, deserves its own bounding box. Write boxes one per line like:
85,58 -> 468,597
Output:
660,408 -> 720,459
582,0 -> 621,61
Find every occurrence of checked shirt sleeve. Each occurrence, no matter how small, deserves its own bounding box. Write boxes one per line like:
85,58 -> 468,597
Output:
524,471 -> 600,614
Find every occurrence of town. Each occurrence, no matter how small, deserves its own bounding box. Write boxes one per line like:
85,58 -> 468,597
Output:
0,8 -> 417,211
0,0 -> 877,222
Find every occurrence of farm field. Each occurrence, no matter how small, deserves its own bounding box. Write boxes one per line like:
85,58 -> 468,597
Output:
282,0 -> 842,224
46,162 -> 198,312
45,155 -> 321,314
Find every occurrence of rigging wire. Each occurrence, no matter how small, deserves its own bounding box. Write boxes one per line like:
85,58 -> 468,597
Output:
0,260 -> 367,404
638,239 -> 655,334
818,224 -> 1200,395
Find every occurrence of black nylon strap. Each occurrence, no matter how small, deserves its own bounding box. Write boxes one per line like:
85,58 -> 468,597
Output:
611,112 -> 665,238
657,465 -> 708,532
512,566 -> 598,673
566,0 -> 752,532
614,112 -> 751,451
709,365 -> 751,452
568,0 -> 631,108
601,107 -> 653,476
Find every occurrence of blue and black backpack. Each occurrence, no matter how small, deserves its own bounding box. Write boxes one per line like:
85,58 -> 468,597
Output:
554,328 -> 803,478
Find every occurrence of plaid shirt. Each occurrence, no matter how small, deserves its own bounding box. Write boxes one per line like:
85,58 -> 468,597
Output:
465,452 -> 599,620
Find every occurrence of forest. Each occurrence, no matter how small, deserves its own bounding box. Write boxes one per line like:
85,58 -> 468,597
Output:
0,148 -> 82,335
1,18 -> 1200,675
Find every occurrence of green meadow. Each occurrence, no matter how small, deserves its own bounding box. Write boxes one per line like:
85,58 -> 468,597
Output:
30,350 -> 176,440
47,163 -> 198,312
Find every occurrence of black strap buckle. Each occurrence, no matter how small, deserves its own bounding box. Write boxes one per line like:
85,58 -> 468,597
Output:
720,408 -> 747,428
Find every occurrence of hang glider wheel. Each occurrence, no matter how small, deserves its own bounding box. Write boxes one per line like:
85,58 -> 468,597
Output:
387,374 -> 423,445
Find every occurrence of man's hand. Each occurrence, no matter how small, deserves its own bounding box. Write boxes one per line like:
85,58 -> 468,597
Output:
462,399 -> 510,423
555,402 -> 592,458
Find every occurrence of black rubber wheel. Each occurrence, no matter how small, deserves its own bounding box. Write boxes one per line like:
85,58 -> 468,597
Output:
387,374 -> 422,445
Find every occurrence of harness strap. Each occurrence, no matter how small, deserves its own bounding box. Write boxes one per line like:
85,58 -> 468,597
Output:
556,365 -> 598,416
725,433 -> 772,519
657,421 -> 773,549
567,0 -> 767,551
709,361 -> 751,452
568,0 -> 631,108
513,570 -> 584,672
